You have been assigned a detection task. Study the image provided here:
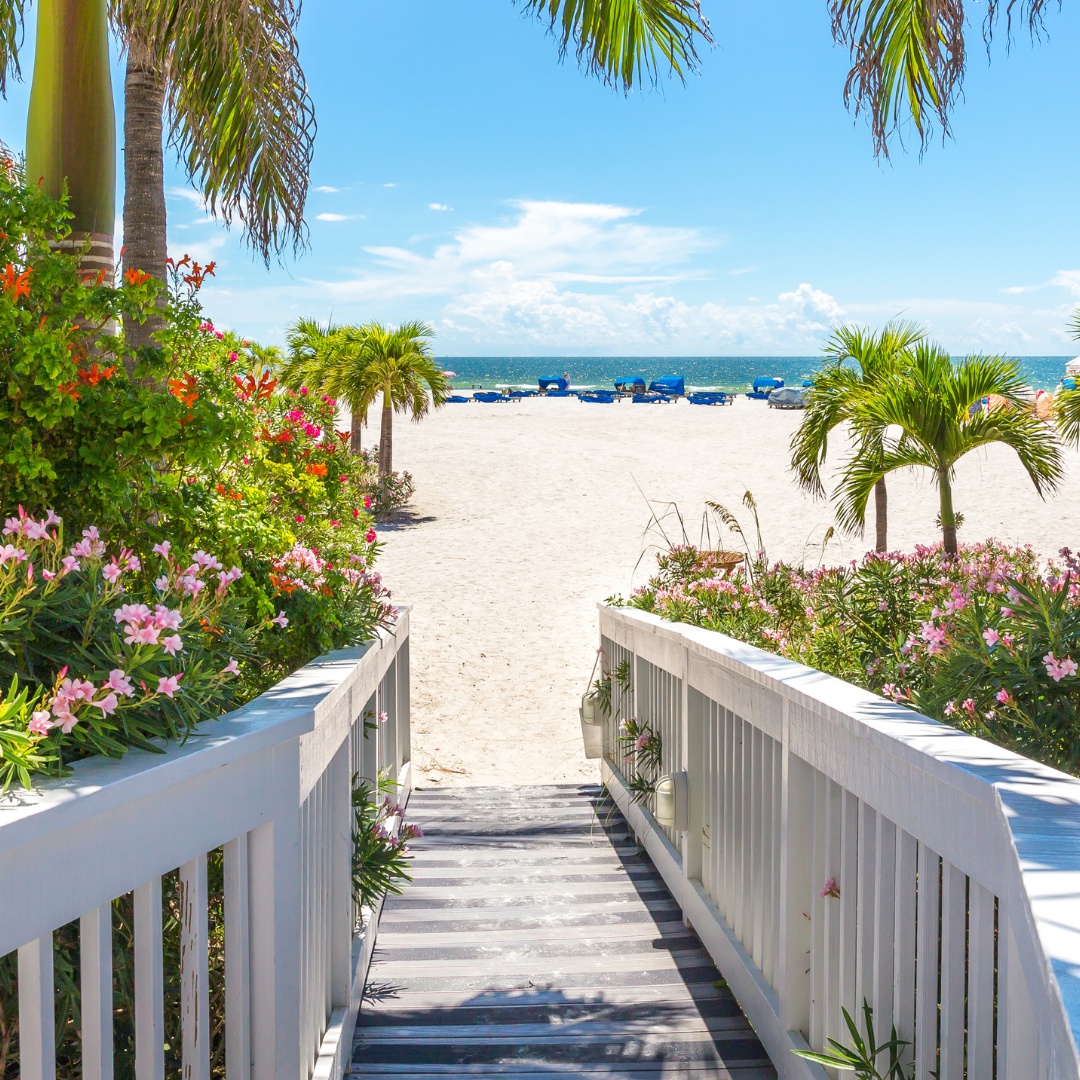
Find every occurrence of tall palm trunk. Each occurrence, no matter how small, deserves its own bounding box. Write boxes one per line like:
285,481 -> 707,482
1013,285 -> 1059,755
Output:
379,386 -> 393,477
350,407 -> 363,454
873,477 -> 888,551
938,470 -> 958,555
26,0 -> 116,283
122,37 -> 167,358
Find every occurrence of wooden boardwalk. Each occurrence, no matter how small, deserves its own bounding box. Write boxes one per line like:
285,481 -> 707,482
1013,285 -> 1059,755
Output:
352,784 -> 776,1078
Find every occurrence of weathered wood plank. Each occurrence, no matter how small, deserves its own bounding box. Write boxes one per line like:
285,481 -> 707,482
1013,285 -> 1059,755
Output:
353,785 -> 776,1079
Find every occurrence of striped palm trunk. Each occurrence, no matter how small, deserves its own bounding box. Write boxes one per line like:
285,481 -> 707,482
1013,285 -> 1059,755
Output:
26,0 -> 116,285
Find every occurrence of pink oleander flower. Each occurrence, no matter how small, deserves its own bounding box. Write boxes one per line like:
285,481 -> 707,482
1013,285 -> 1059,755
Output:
192,550 -> 223,571
982,628 -> 999,648
153,605 -> 183,630
153,541 -> 171,557
94,692 -> 119,716
1043,653 -> 1079,682
271,611 -> 289,627
182,576 -> 205,596
1002,633 -> 1015,649
127,554 -> 141,572
363,495 -> 372,510
0,544 -> 27,566
162,634 -> 183,656
821,877 -> 840,899
287,409 -> 303,422
365,528 -> 376,543
295,515 -> 305,524
125,623 -> 161,646
634,730 -> 652,751
156,674 -> 183,698
944,700 -> 957,716
42,568 -> 56,580
115,603 -> 151,625
28,710 -> 52,735
154,574 -> 169,592
61,555 -> 80,574
1001,607 -> 1012,619
222,658 -> 240,675
107,669 -> 135,697
996,688 -> 1013,706
962,698 -> 976,715
102,561 -> 123,584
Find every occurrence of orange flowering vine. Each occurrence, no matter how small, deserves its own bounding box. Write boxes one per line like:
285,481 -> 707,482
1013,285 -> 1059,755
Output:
77,363 -> 116,387
2,262 -> 31,300
168,372 -> 199,408
306,463 -> 328,478
124,267 -> 151,286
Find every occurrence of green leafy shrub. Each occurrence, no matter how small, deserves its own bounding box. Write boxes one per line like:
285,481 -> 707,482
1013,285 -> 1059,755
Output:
352,769 -> 421,914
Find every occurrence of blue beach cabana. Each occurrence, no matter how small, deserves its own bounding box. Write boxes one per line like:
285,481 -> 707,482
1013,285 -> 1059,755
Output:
614,377 -> 646,393
746,377 -> 783,400
539,376 -> 569,392
648,376 -> 685,397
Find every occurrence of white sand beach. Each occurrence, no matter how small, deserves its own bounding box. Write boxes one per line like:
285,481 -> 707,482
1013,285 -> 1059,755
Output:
375,395 -> 1080,788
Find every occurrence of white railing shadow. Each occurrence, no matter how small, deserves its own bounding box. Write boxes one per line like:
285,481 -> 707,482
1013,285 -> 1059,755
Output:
600,603 -> 1080,1080
1,604 -> 412,1080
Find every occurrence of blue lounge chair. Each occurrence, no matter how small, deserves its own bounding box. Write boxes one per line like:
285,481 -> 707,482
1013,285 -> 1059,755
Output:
508,389 -> 538,397
545,390 -> 574,397
648,376 -> 685,397
1063,378 -> 1078,391
614,377 -> 646,393
687,392 -> 732,406
746,377 -> 783,400
539,376 -> 569,392
633,393 -> 671,404
578,391 -> 615,403
446,395 -> 471,403
473,392 -> 508,403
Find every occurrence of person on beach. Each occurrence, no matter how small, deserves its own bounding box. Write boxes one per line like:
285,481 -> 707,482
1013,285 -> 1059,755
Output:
563,371 -> 571,390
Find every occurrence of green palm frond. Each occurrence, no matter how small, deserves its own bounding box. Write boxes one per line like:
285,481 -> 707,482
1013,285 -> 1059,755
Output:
829,0 -> 1058,157
112,0 -> 316,262
519,0 -> 712,91
0,0 -> 25,95
1055,388 -> 1080,449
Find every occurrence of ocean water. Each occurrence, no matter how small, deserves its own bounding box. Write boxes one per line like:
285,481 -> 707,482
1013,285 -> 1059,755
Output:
442,356 -> 1077,393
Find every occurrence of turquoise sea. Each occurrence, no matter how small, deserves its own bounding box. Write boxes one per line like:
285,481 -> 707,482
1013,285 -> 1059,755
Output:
442,356 -> 1076,393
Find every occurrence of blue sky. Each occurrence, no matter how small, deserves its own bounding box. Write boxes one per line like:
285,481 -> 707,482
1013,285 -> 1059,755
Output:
2,0 -> 1080,354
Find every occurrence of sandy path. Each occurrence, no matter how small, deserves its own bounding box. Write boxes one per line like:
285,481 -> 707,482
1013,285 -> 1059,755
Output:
373,395 -> 1080,788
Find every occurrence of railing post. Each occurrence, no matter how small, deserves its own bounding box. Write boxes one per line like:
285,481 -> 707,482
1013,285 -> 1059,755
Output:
134,878 -> 165,1080
81,904 -> 114,1080
685,685 -> 704,889
249,743 -> 302,1080
17,933 -> 55,1080
330,735 -> 353,1007
778,715 -> 812,1045
396,635 -> 411,773
224,835 -> 252,1080
180,854 -> 211,1080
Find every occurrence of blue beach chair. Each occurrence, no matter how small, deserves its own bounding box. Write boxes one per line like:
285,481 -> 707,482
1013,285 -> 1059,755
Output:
632,394 -> 671,404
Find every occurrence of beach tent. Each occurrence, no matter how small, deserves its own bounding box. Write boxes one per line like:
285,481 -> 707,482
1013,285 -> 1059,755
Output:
767,386 -> 804,409
539,377 -> 569,392
615,377 -> 646,392
746,377 -> 783,400
648,377 -> 685,396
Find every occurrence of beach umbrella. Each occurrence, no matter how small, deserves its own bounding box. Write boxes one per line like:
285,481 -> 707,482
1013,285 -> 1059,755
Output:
442,370 -> 457,377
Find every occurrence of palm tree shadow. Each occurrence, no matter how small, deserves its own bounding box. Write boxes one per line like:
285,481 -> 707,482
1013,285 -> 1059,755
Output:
375,507 -> 437,531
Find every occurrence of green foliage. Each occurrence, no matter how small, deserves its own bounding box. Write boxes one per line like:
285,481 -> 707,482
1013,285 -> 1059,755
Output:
352,770 -> 421,913
793,999 -> 911,1079
617,714 -> 663,805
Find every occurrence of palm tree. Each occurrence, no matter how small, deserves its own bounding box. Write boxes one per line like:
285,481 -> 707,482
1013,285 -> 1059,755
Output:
282,318 -> 370,454
2,0 -> 709,306
833,345 -> 1063,555
324,322 -> 448,477
828,0 -> 1056,157
790,320 -> 926,551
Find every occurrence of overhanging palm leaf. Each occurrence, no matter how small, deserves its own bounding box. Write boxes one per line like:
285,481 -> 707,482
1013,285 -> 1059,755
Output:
1055,389 -> 1080,448
830,0 -> 1058,156
112,0 -> 315,263
520,0 -> 712,90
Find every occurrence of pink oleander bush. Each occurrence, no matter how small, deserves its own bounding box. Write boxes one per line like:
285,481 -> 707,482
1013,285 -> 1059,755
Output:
624,541 -> 1080,775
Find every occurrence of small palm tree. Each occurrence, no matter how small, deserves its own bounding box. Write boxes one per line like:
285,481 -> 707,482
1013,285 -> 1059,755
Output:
1054,309 -> 1080,448
834,345 -> 1064,555
284,320 -> 449,476
791,320 -> 926,551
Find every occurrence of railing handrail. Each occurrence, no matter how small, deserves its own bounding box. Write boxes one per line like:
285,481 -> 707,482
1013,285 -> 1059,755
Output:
600,603 -> 1080,1076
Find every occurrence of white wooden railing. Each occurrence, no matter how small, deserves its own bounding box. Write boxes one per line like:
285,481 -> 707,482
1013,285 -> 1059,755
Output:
599,604 -> 1080,1080
0,605 -> 412,1080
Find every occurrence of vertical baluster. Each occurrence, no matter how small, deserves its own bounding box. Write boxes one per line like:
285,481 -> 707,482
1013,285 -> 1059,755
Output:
838,791 -> 859,1033
914,845 -> 941,1080
873,817 -> 897,1029
81,904 -> 114,1080
135,878 -> 165,1080
809,770 -> 827,1050
397,635 -> 411,769
822,781 -> 842,1052
731,715 -> 745,940
779,745 -> 813,1040
747,725 -> 761,959
938,862 -> 967,1079
760,734 -> 774,983
740,716 -> 754,949
179,855 -> 210,1080
722,707 -> 733,919
967,881 -> 995,1079
892,829 -> 918,1067
18,933 -> 55,1080
771,738 -> 783,992
224,836 -> 252,1080
854,802 -> 878,1029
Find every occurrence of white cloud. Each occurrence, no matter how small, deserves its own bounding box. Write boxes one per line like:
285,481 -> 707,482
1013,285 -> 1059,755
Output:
315,213 -> 362,222
428,203 -> 453,211
313,185 -> 340,193
384,183 -> 397,188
